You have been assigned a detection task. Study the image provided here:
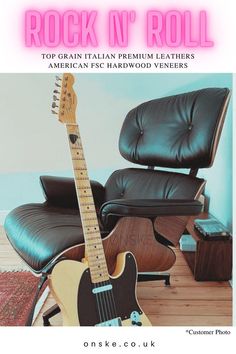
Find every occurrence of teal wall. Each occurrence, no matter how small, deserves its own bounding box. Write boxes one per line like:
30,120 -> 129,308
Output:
0,73 -> 232,230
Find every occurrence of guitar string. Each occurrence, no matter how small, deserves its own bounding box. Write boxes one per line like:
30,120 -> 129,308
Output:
99,284 -> 110,323
95,280 -> 114,324
92,278 -> 107,323
104,279 -> 119,323
95,280 -> 116,324
71,130 -> 116,324
103,281 -> 117,322
84,227 -> 115,322
95,291 -> 104,324
84,236 -> 112,323
100,279 -> 115,322
94,292 -> 102,324
106,282 -> 119,322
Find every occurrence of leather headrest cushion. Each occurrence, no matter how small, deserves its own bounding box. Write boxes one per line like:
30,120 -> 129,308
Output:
119,88 -> 230,168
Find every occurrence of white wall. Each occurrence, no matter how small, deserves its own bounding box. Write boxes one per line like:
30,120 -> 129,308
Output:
0,73 -> 232,229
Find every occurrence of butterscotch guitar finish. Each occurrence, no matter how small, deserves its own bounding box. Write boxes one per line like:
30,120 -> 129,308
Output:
50,252 -> 151,326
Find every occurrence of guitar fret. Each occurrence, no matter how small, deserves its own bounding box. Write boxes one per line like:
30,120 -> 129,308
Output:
85,236 -> 102,241
84,233 -> 100,237
91,272 -> 108,276
78,196 -> 93,199
75,183 -> 91,188
84,230 -> 100,235
89,265 -> 107,271
89,261 -> 107,267
90,274 -> 108,280
78,194 -> 93,198
86,247 -> 103,252
80,202 -> 96,206
88,251 -> 107,257
90,271 -> 109,278
87,251 -> 104,257
81,209 -> 96,213
82,218 -> 98,222
83,223 -> 99,228
81,210 -> 96,215
87,247 -> 104,253
85,239 -> 101,245
78,192 -> 92,195
85,241 -> 102,246
90,274 -> 109,280
84,233 -> 99,238
90,270 -> 108,276
75,177 -> 90,181
92,278 -> 109,283
87,253 -> 105,259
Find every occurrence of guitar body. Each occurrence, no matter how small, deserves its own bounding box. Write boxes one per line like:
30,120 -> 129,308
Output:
49,252 -> 151,326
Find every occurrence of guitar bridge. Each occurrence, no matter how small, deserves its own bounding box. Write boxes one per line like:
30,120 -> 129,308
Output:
96,317 -> 122,326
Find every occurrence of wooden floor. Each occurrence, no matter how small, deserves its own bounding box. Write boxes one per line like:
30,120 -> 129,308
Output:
0,227 -> 232,326
34,248 -> 232,326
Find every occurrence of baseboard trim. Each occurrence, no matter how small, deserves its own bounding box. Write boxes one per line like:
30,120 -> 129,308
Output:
0,210 -> 9,225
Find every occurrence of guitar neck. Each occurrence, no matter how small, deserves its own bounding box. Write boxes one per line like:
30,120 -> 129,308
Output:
66,123 -> 109,284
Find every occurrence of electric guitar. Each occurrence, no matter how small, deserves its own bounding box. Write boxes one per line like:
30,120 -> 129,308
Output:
49,73 -> 151,326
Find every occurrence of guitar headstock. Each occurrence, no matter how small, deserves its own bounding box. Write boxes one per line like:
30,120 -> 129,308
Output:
51,73 -> 77,124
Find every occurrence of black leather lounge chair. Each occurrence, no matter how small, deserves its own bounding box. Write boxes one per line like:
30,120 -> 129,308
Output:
4,87 -> 231,325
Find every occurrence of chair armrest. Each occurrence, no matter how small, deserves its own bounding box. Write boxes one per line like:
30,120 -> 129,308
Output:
40,176 -> 105,210
100,199 -> 202,230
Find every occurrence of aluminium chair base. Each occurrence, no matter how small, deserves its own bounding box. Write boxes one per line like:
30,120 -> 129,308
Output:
42,303 -> 61,326
41,271 -> 170,326
138,272 -> 170,286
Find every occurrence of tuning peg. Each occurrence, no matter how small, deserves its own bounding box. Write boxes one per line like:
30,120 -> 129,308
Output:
52,102 -> 58,109
56,75 -> 62,81
53,95 -> 59,101
53,89 -> 60,94
51,110 -> 58,115
55,83 -> 61,88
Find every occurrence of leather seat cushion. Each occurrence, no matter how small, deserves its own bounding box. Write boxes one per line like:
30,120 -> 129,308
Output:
4,203 -> 84,273
105,168 -> 204,201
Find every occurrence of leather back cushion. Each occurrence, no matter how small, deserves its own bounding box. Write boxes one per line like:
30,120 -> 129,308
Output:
119,88 -> 230,168
105,168 -> 205,201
